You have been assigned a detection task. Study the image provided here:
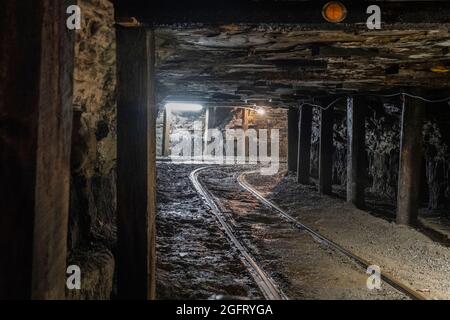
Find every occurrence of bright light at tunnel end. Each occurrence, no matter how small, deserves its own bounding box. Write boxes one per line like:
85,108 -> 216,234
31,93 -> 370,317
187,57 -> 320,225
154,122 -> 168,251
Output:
256,107 -> 266,116
165,102 -> 203,112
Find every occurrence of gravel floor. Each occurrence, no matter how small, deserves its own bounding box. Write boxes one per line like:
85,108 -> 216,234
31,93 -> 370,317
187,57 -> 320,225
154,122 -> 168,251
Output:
245,164 -> 450,300
156,163 -> 450,299
200,166 -> 407,300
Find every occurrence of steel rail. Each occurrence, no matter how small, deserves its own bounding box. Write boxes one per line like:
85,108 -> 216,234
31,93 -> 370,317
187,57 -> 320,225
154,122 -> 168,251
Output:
238,170 -> 428,301
190,167 -> 288,300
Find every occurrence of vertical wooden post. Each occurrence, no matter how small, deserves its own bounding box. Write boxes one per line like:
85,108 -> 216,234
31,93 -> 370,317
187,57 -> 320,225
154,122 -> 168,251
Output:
204,107 -> 216,159
116,27 -> 156,299
288,107 -> 299,172
162,107 -> 171,156
242,108 -> 249,159
0,0 -> 74,299
203,107 -> 210,158
397,94 -> 424,226
208,107 -> 217,128
297,105 -> 313,184
346,96 -> 366,208
242,108 -> 249,131
319,105 -> 334,195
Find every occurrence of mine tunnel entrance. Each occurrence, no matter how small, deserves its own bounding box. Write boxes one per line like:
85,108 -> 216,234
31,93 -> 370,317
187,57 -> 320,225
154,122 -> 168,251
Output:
2,0 -> 450,301
150,12 -> 450,299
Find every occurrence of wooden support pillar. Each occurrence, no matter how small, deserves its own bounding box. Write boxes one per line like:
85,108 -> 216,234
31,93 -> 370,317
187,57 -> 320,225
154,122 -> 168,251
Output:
288,107 -> 299,171
346,96 -> 367,208
242,108 -> 249,131
116,27 -> 156,299
242,108 -> 249,159
204,107 -> 216,158
319,105 -> 334,195
297,105 -> 313,184
0,0 -> 74,299
203,107 -> 210,158
208,107 -> 217,128
396,94 -> 425,226
162,107 -> 171,156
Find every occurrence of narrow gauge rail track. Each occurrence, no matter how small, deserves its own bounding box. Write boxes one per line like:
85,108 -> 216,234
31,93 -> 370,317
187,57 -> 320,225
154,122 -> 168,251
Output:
190,167 -> 288,300
237,170 -> 428,301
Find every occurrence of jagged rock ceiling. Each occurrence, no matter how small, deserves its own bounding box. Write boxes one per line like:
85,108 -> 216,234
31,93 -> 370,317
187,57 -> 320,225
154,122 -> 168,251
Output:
155,24 -> 450,108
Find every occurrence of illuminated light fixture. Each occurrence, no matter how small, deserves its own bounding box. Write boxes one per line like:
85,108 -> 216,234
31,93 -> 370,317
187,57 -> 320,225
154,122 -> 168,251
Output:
256,107 -> 266,116
165,102 -> 203,112
322,1 -> 347,23
431,65 -> 450,73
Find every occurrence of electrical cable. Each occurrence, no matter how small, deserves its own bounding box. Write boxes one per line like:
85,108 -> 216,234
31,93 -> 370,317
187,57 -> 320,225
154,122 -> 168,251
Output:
298,92 -> 450,111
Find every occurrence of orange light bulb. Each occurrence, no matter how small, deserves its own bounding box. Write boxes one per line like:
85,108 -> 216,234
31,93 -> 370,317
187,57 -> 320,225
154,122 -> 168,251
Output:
322,1 -> 347,23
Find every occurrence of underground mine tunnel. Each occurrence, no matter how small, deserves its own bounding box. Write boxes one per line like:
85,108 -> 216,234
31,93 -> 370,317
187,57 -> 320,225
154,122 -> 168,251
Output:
1,0 -> 450,304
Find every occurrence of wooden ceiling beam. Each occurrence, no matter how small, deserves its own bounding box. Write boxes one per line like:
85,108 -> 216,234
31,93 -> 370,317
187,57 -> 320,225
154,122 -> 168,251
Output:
115,1 -> 450,26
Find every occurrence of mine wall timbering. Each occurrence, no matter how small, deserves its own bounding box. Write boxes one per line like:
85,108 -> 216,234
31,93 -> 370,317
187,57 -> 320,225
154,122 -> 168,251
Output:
308,97 -> 450,214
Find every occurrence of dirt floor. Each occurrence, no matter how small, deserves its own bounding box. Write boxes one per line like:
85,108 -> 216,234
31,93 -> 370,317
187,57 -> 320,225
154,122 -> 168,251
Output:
199,166 -> 406,300
156,162 -> 262,300
156,163 -> 428,300
245,164 -> 450,300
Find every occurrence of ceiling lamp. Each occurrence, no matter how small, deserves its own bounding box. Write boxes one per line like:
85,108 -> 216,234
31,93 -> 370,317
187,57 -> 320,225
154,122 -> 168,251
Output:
431,65 -> 450,73
322,1 -> 347,23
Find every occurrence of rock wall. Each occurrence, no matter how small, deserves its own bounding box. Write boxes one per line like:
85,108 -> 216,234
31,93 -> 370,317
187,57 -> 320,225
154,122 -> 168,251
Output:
423,104 -> 450,211
319,100 -> 402,200
310,107 -> 321,178
315,98 -> 450,214
365,101 -> 401,200
69,0 -> 116,299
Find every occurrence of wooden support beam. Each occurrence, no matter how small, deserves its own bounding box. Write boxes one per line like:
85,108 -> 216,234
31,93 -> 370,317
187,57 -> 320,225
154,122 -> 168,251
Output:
319,105 -> 334,195
242,108 -> 249,131
162,107 -> 171,156
0,0 -> 74,299
204,107 -> 216,156
208,107 -> 217,128
116,27 -> 156,299
203,107 -> 210,158
115,1 -> 450,25
242,108 -> 249,159
297,105 -> 313,184
288,107 -> 299,172
396,94 -> 425,226
346,96 -> 367,208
